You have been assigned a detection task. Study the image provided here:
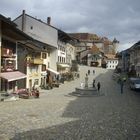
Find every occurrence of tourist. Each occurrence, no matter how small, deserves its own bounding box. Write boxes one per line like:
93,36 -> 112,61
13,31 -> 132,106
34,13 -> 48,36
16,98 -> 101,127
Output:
93,70 -> 95,75
97,82 -> 101,91
88,70 -> 90,75
92,79 -> 96,88
85,74 -> 89,88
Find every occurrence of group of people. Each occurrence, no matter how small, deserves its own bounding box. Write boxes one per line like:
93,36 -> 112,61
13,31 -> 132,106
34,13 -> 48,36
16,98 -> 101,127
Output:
88,69 -> 95,75
86,69 -> 101,91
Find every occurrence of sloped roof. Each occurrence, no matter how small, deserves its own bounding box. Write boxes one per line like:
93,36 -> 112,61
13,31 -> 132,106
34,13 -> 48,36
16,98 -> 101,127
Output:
105,54 -> 117,59
0,14 -> 33,40
130,41 -> 140,50
89,44 -> 100,54
68,33 -> 101,41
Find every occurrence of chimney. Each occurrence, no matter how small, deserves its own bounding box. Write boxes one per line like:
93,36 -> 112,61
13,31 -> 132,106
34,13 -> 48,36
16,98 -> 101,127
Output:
22,10 -> 26,31
47,17 -> 51,25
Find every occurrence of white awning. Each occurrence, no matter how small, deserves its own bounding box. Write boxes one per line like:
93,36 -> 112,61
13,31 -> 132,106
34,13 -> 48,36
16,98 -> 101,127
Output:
47,68 -> 59,75
0,71 -> 26,82
58,64 -> 70,68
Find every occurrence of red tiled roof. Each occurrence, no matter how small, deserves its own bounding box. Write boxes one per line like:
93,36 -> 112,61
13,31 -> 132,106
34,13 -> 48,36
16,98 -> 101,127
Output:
90,45 -> 100,54
105,54 -> 116,59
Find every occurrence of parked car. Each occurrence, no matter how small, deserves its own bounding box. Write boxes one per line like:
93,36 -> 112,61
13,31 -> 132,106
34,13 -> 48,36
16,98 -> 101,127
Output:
129,78 -> 140,90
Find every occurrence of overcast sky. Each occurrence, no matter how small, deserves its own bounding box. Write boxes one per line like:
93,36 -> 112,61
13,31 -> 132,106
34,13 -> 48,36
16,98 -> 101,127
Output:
1,0 -> 140,51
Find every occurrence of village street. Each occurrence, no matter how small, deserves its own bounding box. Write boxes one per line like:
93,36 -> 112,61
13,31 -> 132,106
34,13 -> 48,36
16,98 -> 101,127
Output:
0,66 -> 140,140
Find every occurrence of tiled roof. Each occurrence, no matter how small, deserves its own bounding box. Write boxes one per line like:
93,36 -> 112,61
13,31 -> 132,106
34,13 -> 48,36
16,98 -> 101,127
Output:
105,54 -> 116,59
69,33 -> 101,41
89,45 -> 100,54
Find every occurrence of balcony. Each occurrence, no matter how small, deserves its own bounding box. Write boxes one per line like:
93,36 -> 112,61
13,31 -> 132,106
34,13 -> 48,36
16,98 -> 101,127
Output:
1,59 -> 16,72
29,58 -> 43,65
2,48 -> 15,57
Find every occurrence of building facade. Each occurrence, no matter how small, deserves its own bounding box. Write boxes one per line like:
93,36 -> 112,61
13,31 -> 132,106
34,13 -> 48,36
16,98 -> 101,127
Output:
69,33 -> 119,65
0,15 -> 32,92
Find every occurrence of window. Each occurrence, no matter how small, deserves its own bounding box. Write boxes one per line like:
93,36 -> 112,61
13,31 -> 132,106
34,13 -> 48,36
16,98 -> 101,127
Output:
30,26 -> 33,30
60,57 -> 61,63
42,64 -> 46,71
34,79 -> 39,85
42,53 -> 47,59
48,52 -> 50,57
35,66 -> 38,73
48,62 -> 50,68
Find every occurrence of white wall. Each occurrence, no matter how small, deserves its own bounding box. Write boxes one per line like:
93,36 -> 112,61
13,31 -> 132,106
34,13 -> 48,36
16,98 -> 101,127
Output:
14,15 -> 58,48
106,59 -> 118,69
13,16 -> 22,30
49,49 -> 57,70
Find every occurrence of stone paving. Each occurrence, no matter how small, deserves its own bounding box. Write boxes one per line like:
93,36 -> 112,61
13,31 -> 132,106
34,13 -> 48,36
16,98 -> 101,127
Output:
0,66 -> 140,140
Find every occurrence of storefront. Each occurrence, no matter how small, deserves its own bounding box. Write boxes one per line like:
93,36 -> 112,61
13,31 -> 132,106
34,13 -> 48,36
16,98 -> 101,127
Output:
0,71 -> 26,93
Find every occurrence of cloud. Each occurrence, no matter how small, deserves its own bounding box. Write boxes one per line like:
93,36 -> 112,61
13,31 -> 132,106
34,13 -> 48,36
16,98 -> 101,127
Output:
0,0 -> 140,50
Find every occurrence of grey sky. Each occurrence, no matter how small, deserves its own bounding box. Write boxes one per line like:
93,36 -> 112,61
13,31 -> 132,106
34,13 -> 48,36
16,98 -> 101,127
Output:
1,0 -> 140,51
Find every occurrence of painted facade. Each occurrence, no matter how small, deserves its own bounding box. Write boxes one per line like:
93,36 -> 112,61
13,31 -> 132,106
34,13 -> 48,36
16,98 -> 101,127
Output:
14,10 -> 60,89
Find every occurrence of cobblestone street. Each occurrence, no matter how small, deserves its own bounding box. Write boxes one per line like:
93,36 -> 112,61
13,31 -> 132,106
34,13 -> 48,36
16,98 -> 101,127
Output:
0,66 -> 140,140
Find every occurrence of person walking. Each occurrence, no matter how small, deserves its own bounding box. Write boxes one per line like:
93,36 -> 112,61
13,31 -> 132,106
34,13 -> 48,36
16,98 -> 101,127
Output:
93,70 -> 95,75
92,79 -> 96,88
97,82 -> 101,91
88,70 -> 90,75
118,77 -> 125,94
85,73 -> 89,88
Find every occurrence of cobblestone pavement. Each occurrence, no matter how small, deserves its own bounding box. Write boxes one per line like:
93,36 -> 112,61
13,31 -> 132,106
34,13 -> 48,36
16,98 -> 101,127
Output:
0,66 -> 140,140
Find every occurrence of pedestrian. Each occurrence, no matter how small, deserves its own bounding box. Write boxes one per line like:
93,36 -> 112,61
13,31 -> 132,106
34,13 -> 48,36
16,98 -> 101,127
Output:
93,70 -> 95,75
85,73 -> 89,88
118,77 -> 125,94
88,70 -> 90,75
92,79 -> 96,88
97,82 -> 101,91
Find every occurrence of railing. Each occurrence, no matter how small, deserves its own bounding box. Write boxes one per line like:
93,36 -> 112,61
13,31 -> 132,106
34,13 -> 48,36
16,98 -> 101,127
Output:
1,48 -> 14,57
29,58 -> 43,65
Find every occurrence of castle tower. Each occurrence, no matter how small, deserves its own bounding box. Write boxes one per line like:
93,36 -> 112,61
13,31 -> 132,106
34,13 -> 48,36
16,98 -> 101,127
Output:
113,38 -> 119,54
